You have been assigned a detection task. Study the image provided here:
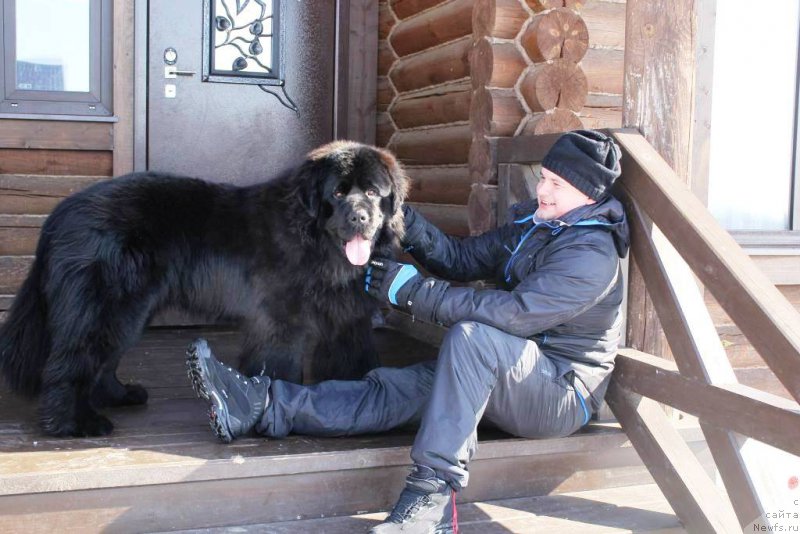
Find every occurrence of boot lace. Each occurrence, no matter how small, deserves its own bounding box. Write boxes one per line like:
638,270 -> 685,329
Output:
388,491 -> 432,523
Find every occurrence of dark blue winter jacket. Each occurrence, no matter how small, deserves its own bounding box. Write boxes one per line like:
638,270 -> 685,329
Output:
402,197 -> 629,410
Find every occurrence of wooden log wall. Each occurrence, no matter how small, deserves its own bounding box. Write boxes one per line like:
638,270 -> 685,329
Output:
377,0 -> 625,236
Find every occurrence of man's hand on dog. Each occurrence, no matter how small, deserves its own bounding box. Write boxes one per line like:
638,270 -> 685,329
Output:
365,258 -> 421,309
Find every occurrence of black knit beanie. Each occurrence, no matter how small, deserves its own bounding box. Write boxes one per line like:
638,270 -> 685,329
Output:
541,130 -> 622,201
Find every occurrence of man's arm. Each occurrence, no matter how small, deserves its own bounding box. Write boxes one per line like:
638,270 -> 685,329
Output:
434,238 -> 619,337
402,206 -> 512,282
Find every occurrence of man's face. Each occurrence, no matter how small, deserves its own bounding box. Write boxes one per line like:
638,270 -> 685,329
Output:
535,167 -> 596,220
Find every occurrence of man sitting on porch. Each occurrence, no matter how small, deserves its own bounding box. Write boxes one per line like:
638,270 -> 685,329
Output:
185,129 -> 629,534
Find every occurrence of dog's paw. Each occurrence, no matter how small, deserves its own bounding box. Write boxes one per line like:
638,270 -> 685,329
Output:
75,412 -> 115,437
120,384 -> 148,406
40,417 -> 77,437
40,411 -> 115,437
91,383 -> 149,408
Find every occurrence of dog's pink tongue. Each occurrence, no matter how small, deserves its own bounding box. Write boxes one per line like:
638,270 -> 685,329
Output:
345,236 -> 372,266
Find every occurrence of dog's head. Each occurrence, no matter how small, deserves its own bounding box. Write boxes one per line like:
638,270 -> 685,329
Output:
290,141 -> 409,267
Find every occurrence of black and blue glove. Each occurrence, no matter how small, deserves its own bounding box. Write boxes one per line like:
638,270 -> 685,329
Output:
365,258 -> 421,307
365,258 -> 450,324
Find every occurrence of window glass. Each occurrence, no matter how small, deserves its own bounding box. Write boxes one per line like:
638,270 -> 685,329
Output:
707,0 -> 800,231
15,0 -> 91,92
212,0 -> 274,77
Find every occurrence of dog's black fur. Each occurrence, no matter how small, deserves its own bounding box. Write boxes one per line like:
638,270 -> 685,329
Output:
0,141 -> 409,437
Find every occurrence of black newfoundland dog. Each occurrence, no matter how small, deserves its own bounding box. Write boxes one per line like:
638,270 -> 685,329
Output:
0,141 -> 409,437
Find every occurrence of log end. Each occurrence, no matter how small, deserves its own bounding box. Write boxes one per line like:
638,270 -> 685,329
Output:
523,108 -> 583,135
520,59 -> 587,112
521,8 -> 589,63
468,183 -> 498,235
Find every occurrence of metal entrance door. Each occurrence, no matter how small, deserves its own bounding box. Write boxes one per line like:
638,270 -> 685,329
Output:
147,0 -> 335,185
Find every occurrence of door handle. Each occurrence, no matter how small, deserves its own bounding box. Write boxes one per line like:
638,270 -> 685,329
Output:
164,66 -> 196,79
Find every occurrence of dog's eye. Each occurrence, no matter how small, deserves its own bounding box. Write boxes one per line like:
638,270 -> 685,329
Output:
365,187 -> 379,197
333,189 -> 345,199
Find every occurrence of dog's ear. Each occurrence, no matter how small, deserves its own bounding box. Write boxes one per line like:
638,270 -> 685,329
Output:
375,148 -> 410,249
377,148 -> 409,216
298,141 -> 355,219
292,160 -> 326,218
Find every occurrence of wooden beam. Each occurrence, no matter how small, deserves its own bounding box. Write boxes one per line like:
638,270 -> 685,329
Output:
618,181 -> 788,525
0,120 -> 113,151
378,39 -> 397,77
521,109 -> 582,135
379,1 -> 395,40
405,165 -> 471,205
473,0 -> 529,40
613,130 -> 800,404
471,88 -> 526,136
614,349 -> 800,456
0,175 -> 107,214
0,215 -> 47,255
582,48 -> 624,96
113,0 -> 135,175
389,37 -> 471,93
619,191 -> 735,384
406,202 -> 468,236
519,60 -> 588,113
470,39 -> 527,89
494,133 -> 561,164
622,0 -> 696,180
389,0 -> 472,57
390,0 -> 445,20
376,111 -> 396,147
468,133 -> 497,185
467,183 -> 497,235
0,149 -> 113,176
339,0 -> 379,144
520,8 -> 589,63
391,87 -> 471,129
497,163 -> 537,226
581,0 -> 626,50
621,0 -> 698,411
388,124 -> 472,166
0,255 -> 32,294
605,382 -> 741,533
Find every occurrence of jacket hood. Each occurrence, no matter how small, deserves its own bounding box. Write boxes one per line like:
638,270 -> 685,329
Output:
510,196 -> 629,258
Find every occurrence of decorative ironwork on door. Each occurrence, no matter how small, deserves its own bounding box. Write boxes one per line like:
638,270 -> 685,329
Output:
202,0 -> 296,111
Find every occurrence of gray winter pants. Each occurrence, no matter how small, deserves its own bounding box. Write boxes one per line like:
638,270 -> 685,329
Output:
255,321 -> 591,489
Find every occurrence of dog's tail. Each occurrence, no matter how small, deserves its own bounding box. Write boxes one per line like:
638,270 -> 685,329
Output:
0,255 -> 50,396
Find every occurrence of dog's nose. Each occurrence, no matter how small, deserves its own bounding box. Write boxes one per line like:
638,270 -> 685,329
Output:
350,209 -> 369,224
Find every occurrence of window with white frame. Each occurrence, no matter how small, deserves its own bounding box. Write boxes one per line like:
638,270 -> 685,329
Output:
707,0 -> 800,235
0,0 -> 112,117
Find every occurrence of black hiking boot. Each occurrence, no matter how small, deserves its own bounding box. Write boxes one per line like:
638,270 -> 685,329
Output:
370,464 -> 457,533
186,338 -> 270,443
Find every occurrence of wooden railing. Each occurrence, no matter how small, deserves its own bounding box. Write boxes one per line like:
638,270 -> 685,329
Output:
492,129 -> 800,533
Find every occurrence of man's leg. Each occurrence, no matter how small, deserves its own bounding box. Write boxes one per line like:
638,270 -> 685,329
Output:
257,362 -> 436,437
411,321 -> 588,488
371,321 -> 588,533
188,336 -> 437,441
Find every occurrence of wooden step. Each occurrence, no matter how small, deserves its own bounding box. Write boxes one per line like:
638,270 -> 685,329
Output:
0,412 -> 702,533
163,483 -> 683,533
0,173 -> 107,214
0,328 -> 708,533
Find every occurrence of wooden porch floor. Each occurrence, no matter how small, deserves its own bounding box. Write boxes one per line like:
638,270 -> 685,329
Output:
0,327 -> 689,533
167,483 -> 684,533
